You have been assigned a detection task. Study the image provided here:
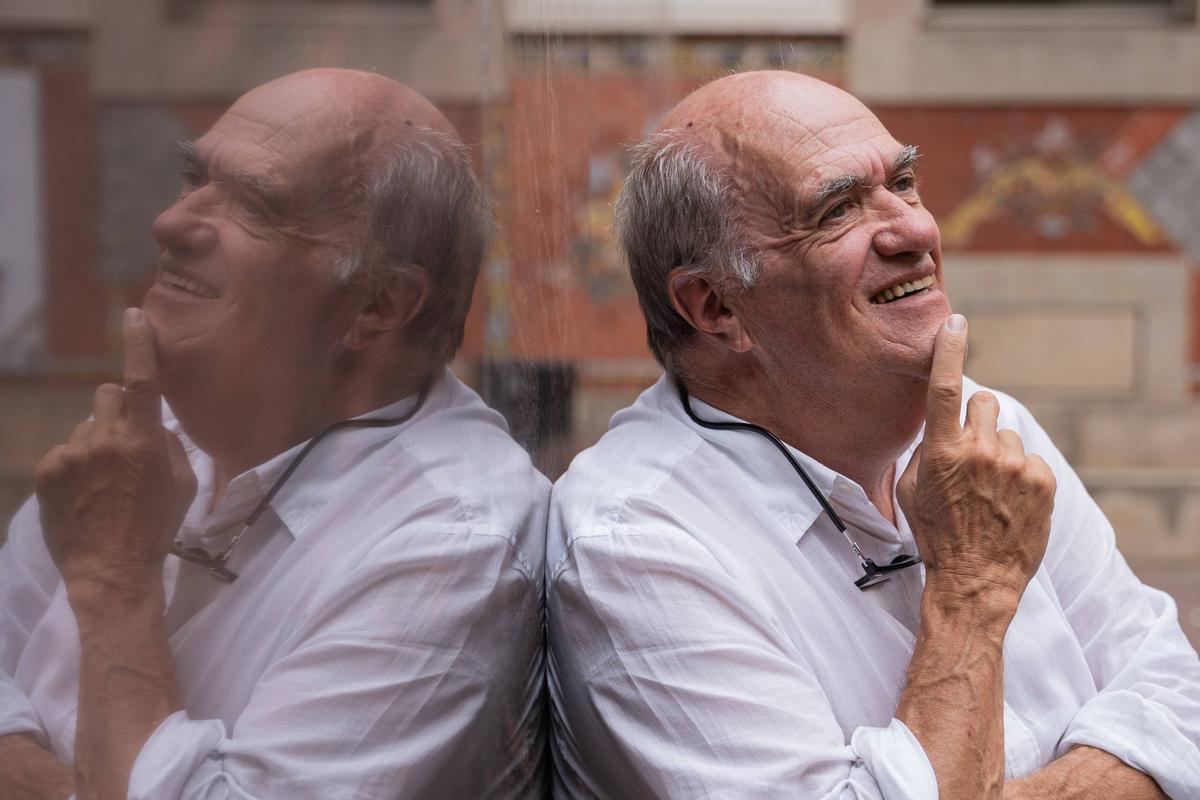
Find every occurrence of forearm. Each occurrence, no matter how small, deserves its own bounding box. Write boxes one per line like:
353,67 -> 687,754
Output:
0,733 -> 74,800
896,575 -> 1016,800
1005,746 -> 1167,800
70,580 -> 182,800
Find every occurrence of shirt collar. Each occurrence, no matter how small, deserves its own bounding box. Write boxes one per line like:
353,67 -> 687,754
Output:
659,375 -> 918,547
167,375 -> 435,547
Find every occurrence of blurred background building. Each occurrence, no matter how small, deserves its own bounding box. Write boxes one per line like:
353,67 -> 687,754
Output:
1,0 -> 1198,644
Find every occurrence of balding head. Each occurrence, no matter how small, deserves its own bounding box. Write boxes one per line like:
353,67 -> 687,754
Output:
616,71 -> 925,376
149,68 -> 489,432
220,69 -> 488,365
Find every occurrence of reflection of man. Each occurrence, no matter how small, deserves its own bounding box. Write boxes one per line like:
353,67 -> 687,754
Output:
548,72 -> 1200,799
0,69 -> 548,799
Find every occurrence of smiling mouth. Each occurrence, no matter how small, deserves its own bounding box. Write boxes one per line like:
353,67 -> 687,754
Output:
870,275 -> 935,305
159,269 -> 218,299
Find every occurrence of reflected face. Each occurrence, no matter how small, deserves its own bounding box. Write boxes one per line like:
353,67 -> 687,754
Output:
726,80 -> 950,386
143,80 -> 362,407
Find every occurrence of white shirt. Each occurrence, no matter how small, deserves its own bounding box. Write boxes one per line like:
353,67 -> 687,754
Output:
0,368 -> 550,799
547,374 -> 1200,799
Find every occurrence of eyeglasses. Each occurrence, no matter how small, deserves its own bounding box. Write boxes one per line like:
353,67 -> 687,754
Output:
679,382 -> 922,591
170,386 -> 430,583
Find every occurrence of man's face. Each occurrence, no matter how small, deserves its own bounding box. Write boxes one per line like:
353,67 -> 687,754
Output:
142,80 -> 362,409
729,82 -> 950,388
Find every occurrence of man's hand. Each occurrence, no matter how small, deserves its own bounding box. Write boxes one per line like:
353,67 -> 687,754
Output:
893,314 -> 1059,800
34,308 -> 196,595
897,314 -> 1057,606
31,309 -> 190,799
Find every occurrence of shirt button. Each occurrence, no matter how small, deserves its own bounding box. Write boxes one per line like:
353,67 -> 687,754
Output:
835,481 -> 855,495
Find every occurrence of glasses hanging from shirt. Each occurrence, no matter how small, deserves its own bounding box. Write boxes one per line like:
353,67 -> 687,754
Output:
171,385 -> 430,583
678,382 -> 922,591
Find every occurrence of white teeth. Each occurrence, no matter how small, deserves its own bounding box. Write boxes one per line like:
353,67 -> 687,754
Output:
160,270 -> 215,298
871,274 -> 935,305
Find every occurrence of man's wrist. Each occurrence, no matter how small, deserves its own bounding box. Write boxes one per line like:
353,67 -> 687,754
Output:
64,563 -> 166,622
922,568 -> 1022,633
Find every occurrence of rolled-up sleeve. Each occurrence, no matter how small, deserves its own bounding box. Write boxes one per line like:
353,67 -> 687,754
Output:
128,712 -> 231,800
849,720 -> 938,799
0,497 -> 63,745
1014,399 -> 1200,799
549,527 -> 938,799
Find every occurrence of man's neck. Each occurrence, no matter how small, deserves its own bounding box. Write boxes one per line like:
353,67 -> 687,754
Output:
171,369 -> 434,506
686,365 -> 927,520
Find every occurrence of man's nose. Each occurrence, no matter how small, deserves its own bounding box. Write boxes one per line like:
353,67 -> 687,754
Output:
151,190 -> 219,254
871,193 -> 940,259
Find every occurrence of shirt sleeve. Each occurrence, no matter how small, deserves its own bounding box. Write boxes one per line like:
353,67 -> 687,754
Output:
1010,397 -> 1200,799
127,528 -> 544,800
0,496 -> 62,745
548,527 -> 938,800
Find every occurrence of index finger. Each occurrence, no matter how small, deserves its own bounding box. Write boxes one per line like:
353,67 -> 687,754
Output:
924,314 -> 968,443
122,307 -> 163,432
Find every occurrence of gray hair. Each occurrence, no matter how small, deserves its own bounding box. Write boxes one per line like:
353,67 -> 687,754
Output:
335,127 -> 491,364
613,131 -> 761,373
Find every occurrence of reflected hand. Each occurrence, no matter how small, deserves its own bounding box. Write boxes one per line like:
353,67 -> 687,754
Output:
896,315 -> 1057,603
35,308 -> 197,593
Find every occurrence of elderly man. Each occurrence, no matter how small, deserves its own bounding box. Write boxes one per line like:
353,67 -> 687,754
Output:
548,71 -> 1200,799
0,69 -> 548,799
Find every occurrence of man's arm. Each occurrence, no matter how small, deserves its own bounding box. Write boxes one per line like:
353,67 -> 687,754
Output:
0,734 -> 74,800
981,381 -> 1199,799
893,315 -> 1058,800
0,497 -> 79,798
1004,746 -> 1166,800
34,309 -> 195,800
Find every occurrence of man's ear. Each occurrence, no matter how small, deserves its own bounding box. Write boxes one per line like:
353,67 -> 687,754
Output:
341,266 -> 430,351
667,267 -> 754,353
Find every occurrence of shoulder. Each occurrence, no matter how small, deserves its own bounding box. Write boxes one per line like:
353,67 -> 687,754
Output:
366,371 -> 550,573
550,377 -> 738,570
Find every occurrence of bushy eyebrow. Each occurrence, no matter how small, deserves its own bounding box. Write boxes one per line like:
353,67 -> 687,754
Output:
802,144 -> 922,219
892,144 -> 920,174
176,140 -> 285,215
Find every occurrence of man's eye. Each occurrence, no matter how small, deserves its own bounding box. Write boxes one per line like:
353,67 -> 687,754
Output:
182,170 -> 206,189
821,200 -> 852,224
892,175 -> 916,192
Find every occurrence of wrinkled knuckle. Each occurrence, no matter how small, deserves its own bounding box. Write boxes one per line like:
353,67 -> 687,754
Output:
1001,457 -> 1025,480
57,445 -> 86,473
126,439 -> 156,461
124,376 -> 156,395
963,442 -> 996,470
33,450 -> 63,486
930,380 -> 959,405
1024,461 -> 1056,496
999,428 -> 1025,449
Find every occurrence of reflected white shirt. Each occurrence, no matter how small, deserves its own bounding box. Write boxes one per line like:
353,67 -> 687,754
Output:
547,374 -> 1200,799
0,368 -> 550,799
